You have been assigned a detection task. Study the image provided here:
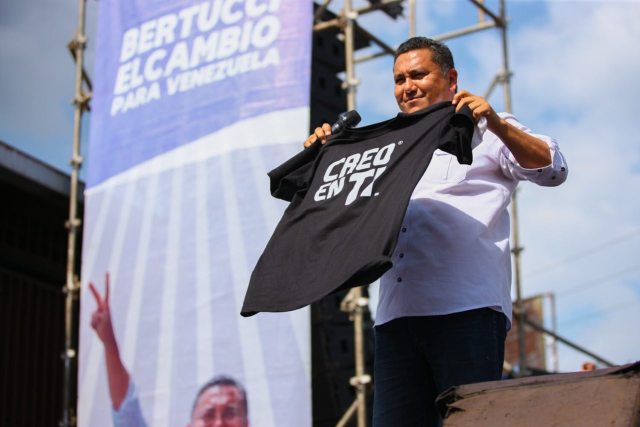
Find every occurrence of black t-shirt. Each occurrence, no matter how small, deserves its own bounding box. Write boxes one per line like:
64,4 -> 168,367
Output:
241,102 -> 474,316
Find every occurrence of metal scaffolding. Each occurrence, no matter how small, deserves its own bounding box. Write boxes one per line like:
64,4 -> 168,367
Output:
62,0 -> 92,425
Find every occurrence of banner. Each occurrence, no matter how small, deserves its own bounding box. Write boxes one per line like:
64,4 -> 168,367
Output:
78,1 -> 312,426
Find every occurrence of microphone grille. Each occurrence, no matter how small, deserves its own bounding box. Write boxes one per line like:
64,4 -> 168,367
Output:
342,110 -> 361,128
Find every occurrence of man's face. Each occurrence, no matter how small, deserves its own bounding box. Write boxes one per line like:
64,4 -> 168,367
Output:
189,385 -> 249,427
393,48 -> 457,113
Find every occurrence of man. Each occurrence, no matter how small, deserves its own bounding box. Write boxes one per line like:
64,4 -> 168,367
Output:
89,274 -> 250,427
305,37 -> 567,426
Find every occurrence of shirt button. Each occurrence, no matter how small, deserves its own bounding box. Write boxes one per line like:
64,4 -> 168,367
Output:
397,277 -> 402,282
399,253 -> 404,258
401,227 -> 407,232
537,169 -> 542,173
561,167 -> 566,172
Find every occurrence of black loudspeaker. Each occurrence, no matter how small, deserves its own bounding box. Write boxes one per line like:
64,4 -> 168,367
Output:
437,362 -> 640,426
311,289 -> 375,427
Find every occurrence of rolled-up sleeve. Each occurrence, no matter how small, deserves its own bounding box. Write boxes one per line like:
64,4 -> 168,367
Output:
496,114 -> 568,186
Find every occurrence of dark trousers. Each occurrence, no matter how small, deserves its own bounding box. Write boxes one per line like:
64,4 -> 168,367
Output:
372,308 -> 507,427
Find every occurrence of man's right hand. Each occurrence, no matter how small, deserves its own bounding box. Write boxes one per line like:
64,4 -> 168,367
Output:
88,272 -> 131,411
303,123 -> 332,148
89,273 -> 115,345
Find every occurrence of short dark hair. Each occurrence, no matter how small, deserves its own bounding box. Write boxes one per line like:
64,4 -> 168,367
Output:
192,375 -> 248,417
394,37 -> 455,74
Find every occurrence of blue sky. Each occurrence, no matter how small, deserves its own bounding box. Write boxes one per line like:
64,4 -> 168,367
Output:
2,0 -> 639,372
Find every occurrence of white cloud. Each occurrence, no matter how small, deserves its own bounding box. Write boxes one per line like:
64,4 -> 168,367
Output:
554,278 -> 640,369
507,1 -> 640,370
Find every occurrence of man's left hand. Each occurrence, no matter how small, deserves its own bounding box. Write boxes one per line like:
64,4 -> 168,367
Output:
452,90 -> 501,131
453,90 -> 553,168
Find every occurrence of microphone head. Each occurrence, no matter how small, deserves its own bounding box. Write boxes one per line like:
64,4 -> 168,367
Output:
331,110 -> 362,133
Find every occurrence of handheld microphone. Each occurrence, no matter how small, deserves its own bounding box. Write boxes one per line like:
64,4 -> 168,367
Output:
331,110 -> 361,134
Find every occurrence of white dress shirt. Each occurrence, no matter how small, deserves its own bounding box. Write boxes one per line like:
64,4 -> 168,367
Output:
375,113 -> 568,327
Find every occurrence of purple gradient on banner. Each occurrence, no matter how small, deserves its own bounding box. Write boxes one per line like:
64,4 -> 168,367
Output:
87,0 -> 311,187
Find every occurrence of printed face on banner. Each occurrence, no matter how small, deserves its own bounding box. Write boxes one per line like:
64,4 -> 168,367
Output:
190,385 -> 248,427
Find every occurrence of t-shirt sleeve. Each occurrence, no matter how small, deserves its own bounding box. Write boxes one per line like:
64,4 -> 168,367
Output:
438,105 -> 474,165
268,141 -> 322,201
